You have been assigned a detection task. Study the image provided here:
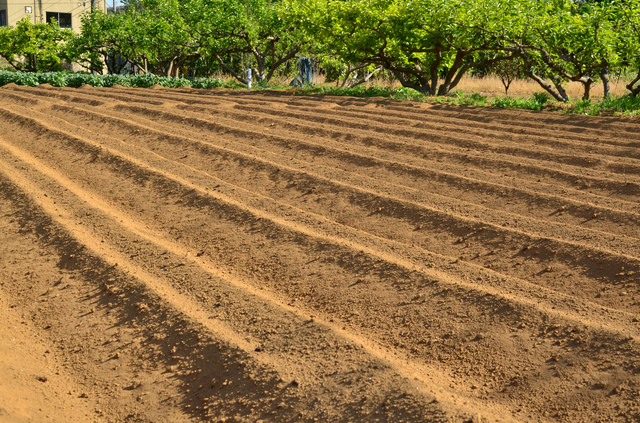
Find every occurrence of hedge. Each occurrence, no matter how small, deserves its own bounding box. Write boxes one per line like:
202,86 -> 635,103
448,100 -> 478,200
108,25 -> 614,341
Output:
0,71 -> 226,89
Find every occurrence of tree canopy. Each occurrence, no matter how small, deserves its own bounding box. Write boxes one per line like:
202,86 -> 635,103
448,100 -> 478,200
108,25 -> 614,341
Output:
0,17 -> 73,72
2,0 -> 640,99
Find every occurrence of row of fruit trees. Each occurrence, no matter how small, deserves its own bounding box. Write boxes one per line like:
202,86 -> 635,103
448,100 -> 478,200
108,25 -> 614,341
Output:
1,0 -> 640,101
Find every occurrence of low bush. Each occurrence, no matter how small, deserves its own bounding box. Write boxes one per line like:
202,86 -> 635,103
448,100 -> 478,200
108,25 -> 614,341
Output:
0,71 -> 40,86
571,95 -> 640,116
0,70 -> 226,89
298,85 -> 427,101
491,95 -> 549,111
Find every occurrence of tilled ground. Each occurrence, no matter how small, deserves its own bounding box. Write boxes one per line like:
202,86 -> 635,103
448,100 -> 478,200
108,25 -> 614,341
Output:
0,84 -> 639,422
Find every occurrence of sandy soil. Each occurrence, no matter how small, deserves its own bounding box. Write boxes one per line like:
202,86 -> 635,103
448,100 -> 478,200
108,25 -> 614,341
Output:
0,84 -> 639,422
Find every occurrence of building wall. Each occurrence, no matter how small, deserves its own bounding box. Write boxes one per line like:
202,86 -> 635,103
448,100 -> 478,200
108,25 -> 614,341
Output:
1,0 -> 106,32
0,0 -> 8,27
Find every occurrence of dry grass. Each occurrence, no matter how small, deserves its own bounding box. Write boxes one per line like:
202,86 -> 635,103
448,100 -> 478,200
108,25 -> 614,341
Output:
220,70 -> 632,101
455,75 -> 630,100
311,74 -> 631,100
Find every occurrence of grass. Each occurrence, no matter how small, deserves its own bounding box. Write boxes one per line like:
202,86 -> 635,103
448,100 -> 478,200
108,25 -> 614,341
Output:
295,84 -> 425,101
290,81 -> 640,117
1,69 -> 638,116
570,95 -> 640,116
272,74 -> 638,116
295,84 -> 550,110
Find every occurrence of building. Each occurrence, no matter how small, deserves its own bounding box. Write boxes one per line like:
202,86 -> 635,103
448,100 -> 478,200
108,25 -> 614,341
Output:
0,0 -> 107,32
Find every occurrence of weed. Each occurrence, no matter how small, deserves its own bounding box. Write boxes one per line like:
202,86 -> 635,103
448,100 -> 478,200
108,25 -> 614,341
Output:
2,70 -> 639,117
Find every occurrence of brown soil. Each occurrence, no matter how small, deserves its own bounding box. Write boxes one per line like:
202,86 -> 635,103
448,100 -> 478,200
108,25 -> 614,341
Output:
0,85 -> 639,422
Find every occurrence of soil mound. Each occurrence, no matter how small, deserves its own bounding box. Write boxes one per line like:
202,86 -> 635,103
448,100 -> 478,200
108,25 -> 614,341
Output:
0,85 -> 639,422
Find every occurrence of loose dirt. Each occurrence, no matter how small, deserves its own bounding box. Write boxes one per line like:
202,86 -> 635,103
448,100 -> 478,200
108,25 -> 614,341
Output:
1,85 -> 639,422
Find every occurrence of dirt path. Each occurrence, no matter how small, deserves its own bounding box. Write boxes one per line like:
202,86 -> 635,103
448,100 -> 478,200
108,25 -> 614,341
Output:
0,85 -> 639,422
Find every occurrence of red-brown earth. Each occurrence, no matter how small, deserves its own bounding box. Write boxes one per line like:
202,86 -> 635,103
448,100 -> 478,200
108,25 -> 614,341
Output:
0,84 -> 639,422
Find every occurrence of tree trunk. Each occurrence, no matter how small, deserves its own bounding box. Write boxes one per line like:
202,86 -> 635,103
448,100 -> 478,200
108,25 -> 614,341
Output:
257,62 -> 267,83
215,54 -> 248,85
105,53 -> 114,74
340,65 -> 354,88
437,52 -> 464,96
626,70 -> 640,97
600,63 -> 610,99
527,71 -> 568,102
501,75 -> 512,95
347,66 -> 382,88
392,71 -> 430,95
521,54 -> 568,102
429,48 -> 442,95
551,76 -> 570,102
581,79 -> 592,101
166,59 -> 174,78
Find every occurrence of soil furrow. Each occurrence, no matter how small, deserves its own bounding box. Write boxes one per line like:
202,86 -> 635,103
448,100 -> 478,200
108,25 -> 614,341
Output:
225,101 -> 640,179
57,87 -> 640,199
5,94 -> 640,315
4,100 -> 640,317
2,113 -> 640,422
249,96 -> 640,149
41,85 -> 640,183
47,96 -> 640,233
0,145 -> 466,423
6,86 -> 640,212
2,86 -> 640,422
386,103 -> 640,142
2,102 -> 640,336
109,101 -> 640,215
87,85 -> 640,145
14,85 -> 640,185
95,85 -> 640,152
224,101 -> 640,170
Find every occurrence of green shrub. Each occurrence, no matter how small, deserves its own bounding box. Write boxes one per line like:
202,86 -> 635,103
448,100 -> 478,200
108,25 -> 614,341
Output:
128,73 -> 161,88
570,95 -> 640,116
102,74 -> 131,87
533,92 -> 550,105
0,70 -> 224,90
37,72 -> 68,87
491,96 -> 545,110
0,71 -> 40,86
491,92 -> 551,111
190,77 -> 225,89
66,73 -> 105,87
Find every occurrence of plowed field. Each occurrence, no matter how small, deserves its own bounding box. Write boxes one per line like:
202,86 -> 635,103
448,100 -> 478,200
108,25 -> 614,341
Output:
1,84 -> 639,422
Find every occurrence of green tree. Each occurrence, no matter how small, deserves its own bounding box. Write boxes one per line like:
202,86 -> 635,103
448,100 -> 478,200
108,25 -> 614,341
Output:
68,11 -> 129,74
118,0 -> 202,77
0,17 -> 73,72
620,0 -> 640,96
119,0 -> 301,84
321,56 -> 382,88
488,0 -> 620,101
184,0 -> 303,85
72,3 -> 209,77
487,58 -> 526,96
286,0 -> 518,96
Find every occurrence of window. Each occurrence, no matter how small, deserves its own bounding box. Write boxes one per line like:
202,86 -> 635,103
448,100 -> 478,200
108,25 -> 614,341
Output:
0,10 -> 7,27
46,12 -> 72,28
